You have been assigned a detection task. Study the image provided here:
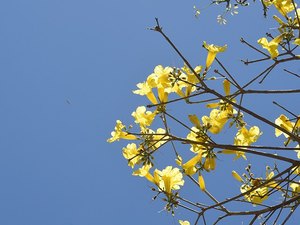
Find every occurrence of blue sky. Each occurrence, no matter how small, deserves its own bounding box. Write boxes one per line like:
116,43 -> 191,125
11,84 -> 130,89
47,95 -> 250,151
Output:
0,0 -> 299,225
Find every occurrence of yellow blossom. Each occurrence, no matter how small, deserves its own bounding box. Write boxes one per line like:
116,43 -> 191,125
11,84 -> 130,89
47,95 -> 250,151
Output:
294,38 -> 300,46
175,155 -> 183,166
241,183 -> 269,205
274,0 -> 295,16
275,114 -> 298,138
290,181 -> 300,195
262,0 -> 274,7
198,174 -> 206,191
186,127 -> 207,153
257,34 -> 284,59
273,15 -> 285,25
135,166 -> 185,195
241,167 -> 279,204
203,155 -> 216,171
139,127 -> 168,151
133,164 -> 159,184
156,166 -> 184,195
205,80 -> 237,135
207,80 -> 231,108
133,81 -> 158,104
235,126 -> 261,145
188,114 -> 202,129
206,80 -> 235,112
148,128 -> 168,149
292,165 -> 300,175
179,220 -> 190,225
181,64 -> 202,96
223,126 -> 261,160
167,69 -> 189,98
182,152 -> 202,175
265,167 -> 281,190
223,79 -> 230,96
131,106 -> 156,128
232,170 -> 243,182
263,0 -> 295,16
134,65 -> 190,103
203,80 -> 237,134
202,109 -> 229,134
203,41 -> 227,69
107,120 -> 137,143
122,143 -> 142,168
154,65 -> 173,88
152,65 -> 174,102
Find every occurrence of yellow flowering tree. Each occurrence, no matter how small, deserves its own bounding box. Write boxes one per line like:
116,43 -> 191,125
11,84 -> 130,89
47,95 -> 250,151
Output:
108,1 -> 300,224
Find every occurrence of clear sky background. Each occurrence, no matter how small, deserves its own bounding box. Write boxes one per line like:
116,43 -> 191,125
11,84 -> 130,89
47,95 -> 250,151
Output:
0,0 -> 299,225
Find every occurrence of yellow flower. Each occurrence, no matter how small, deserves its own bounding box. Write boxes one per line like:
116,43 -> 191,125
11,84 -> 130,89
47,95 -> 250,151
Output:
154,65 -> 173,88
198,174 -> 206,191
188,114 -> 202,129
153,65 -> 174,102
257,34 -> 284,59
292,165 -> 300,175
131,106 -> 156,128
134,65 -> 190,102
179,220 -> 190,225
274,0 -> 295,16
155,65 -> 191,99
241,183 -> 269,205
223,79 -> 230,96
203,155 -> 216,171
133,81 -> 158,104
294,38 -> 300,46
232,170 -> 243,182
175,155 -> 183,166
273,15 -> 285,25
122,143 -> 142,168
107,120 -> 137,143
205,80 -> 237,135
203,41 -> 227,68
240,167 -> 279,204
290,181 -> 300,195
186,127 -> 207,153
135,166 -> 184,195
275,114 -> 298,138
132,164 -> 159,184
182,152 -> 202,175
206,79 -> 235,112
223,126 -> 261,160
202,109 -> 229,134
263,0 -> 295,16
142,128 -> 168,149
156,166 -> 184,195
203,79 -> 239,134
235,126 -> 261,145
262,0 -> 273,7
181,64 -> 202,96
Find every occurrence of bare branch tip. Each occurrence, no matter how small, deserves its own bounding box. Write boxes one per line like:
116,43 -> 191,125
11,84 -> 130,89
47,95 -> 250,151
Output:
241,59 -> 249,65
151,18 -> 162,32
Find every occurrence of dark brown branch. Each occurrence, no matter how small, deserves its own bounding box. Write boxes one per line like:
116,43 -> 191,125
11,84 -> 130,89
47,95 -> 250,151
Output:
151,18 -> 205,86
168,134 -> 300,164
284,69 -> 300,79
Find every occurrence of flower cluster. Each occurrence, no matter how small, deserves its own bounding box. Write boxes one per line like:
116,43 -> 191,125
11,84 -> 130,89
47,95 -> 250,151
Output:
258,0 -> 300,58
233,166 -> 281,205
107,3 -> 300,217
